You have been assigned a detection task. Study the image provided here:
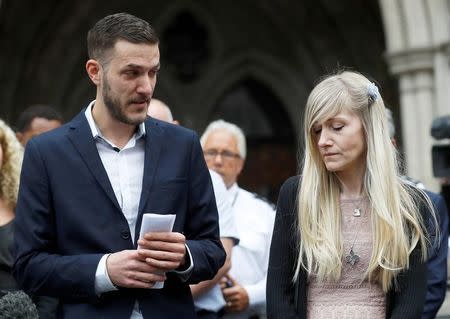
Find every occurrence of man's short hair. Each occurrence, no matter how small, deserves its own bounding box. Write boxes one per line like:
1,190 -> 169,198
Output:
200,119 -> 247,159
87,12 -> 159,63
16,104 -> 64,133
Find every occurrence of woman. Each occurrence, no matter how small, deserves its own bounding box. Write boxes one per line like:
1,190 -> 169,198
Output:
267,71 -> 434,318
0,119 -> 23,291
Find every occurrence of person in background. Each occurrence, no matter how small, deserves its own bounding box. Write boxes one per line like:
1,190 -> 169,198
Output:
267,71 -> 436,318
201,120 -> 275,319
191,169 -> 239,319
13,12 -> 225,319
14,104 -> 63,318
386,108 -> 449,319
147,99 -> 240,318
15,104 -> 63,147
146,100 -> 240,318
0,290 -> 38,319
0,119 -> 23,293
0,119 -> 38,317
147,98 -> 179,125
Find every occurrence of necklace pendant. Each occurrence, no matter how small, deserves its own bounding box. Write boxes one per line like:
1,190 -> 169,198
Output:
345,248 -> 360,266
353,208 -> 361,217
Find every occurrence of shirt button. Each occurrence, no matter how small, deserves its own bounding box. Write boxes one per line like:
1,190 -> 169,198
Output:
121,230 -> 130,240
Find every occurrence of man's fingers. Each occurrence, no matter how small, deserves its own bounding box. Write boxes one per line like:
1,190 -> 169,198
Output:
138,240 -> 185,253
222,287 -> 237,298
137,249 -> 185,271
133,271 -> 166,283
117,270 -> 166,289
144,257 -> 181,271
143,232 -> 185,243
130,259 -> 159,273
138,249 -> 184,261
107,250 -> 168,289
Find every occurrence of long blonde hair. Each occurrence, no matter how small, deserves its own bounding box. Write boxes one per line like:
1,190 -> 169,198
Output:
295,71 -> 431,292
0,119 -> 23,209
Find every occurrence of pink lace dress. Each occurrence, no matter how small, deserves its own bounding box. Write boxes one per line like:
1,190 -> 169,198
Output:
307,197 -> 386,319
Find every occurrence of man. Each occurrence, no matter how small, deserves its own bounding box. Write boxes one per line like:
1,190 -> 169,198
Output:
147,98 -> 179,125
200,119 -> 275,319
13,13 -> 225,319
191,169 -> 239,319
14,104 -> 63,319
386,109 -> 449,318
147,100 -> 240,318
15,104 -> 63,146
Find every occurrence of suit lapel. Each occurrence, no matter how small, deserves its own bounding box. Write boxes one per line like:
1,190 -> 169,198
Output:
134,119 -> 164,244
67,111 -> 122,212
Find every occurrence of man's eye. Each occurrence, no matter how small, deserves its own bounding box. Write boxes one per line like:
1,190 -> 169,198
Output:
125,70 -> 139,76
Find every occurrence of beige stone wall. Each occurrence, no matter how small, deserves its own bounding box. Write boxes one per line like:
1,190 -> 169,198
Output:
379,0 -> 450,191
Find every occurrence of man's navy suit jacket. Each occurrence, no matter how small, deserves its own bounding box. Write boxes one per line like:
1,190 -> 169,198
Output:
13,111 -> 226,319
423,190 -> 449,319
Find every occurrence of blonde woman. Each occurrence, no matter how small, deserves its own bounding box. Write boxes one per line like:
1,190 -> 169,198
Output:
267,71 -> 435,318
0,119 -> 23,291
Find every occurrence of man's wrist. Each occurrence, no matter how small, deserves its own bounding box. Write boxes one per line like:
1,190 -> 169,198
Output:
172,244 -> 194,280
94,254 -> 118,295
105,253 -> 120,289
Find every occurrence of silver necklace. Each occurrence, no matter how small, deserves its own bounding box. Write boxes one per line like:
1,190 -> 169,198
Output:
352,196 -> 364,217
345,197 -> 365,265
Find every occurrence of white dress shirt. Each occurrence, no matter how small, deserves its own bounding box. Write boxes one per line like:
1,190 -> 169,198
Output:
194,170 -> 239,312
222,183 -> 275,319
85,102 -> 145,318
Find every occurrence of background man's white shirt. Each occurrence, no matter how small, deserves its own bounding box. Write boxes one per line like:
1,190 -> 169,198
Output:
194,170 -> 239,312
223,183 -> 275,319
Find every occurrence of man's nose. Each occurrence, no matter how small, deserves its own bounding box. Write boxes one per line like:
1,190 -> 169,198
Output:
213,154 -> 224,165
136,76 -> 154,96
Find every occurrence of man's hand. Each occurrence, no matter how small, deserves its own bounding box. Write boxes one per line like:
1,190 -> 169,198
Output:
106,250 -> 166,289
220,274 -> 249,312
137,232 -> 187,272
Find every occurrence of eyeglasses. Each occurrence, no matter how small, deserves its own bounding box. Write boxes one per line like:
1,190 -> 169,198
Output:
203,149 -> 241,160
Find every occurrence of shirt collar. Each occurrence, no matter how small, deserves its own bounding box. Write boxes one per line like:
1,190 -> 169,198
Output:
228,183 -> 239,195
84,100 -> 146,140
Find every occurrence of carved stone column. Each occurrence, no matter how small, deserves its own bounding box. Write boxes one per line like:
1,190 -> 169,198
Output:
386,49 -> 436,189
379,0 -> 450,191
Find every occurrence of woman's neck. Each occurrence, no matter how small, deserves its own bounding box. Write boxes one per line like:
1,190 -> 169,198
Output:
335,169 -> 365,200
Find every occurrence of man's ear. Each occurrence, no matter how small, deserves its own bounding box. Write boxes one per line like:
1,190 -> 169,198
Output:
86,59 -> 101,85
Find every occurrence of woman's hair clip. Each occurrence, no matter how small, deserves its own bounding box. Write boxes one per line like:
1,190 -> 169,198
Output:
367,82 -> 380,104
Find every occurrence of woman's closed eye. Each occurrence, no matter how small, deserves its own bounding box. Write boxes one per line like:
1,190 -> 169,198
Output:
312,126 -> 322,134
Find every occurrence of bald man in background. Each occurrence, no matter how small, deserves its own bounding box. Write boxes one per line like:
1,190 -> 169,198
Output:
147,99 -> 179,125
147,99 -> 239,318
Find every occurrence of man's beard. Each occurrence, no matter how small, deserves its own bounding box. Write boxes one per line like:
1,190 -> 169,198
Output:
102,76 -> 147,126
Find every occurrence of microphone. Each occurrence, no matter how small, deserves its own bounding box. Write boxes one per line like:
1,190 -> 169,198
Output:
0,290 -> 39,319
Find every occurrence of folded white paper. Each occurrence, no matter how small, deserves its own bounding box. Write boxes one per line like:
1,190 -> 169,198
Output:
139,213 -> 176,289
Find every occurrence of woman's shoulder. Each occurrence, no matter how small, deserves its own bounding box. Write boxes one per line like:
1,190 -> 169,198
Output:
277,176 -> 301,211
280,175 -> 301,193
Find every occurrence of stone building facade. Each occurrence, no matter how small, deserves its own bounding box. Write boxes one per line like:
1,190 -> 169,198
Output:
0,0 -> 448,195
